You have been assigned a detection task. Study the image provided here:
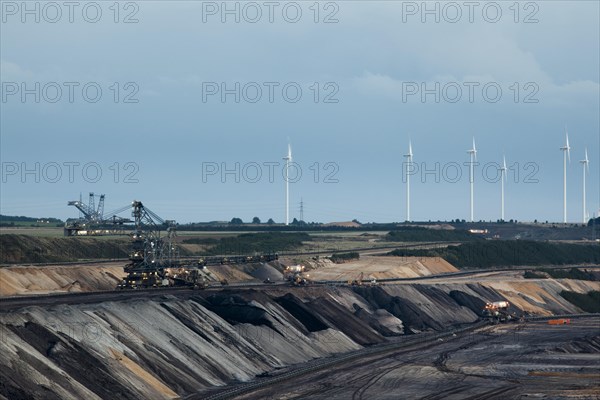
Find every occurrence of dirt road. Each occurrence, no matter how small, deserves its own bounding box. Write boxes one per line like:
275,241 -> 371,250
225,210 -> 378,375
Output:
229,319 -> 600,400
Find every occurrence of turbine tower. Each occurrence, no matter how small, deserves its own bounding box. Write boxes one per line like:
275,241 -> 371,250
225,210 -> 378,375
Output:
283,143 -> 292,226
467,137 -> 477,222
560,131 -> 571,223
404,140 -> 413,222
580,148 -> 589,224
500,156 -> 507,221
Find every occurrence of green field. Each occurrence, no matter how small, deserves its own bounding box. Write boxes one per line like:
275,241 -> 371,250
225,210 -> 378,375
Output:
388,240 -> 600,268
0,227 -> 66,237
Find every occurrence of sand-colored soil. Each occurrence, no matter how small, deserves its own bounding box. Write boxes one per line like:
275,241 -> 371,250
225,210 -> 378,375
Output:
484,279 -> 600,315
109,348 -> 179,399
307,256 -> 457,281
0,263 -> 125,296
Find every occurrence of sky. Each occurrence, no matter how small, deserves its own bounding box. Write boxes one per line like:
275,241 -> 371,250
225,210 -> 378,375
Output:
1,0 -> 599,224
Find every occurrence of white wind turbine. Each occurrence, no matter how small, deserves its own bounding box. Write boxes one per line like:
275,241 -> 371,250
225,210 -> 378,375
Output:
580,148 -> 589,224
404,140 -> 413,222
283,143 -> 292,226
467,137 -> 477,222
560,131 -> 571,223
500,155 -> 507,221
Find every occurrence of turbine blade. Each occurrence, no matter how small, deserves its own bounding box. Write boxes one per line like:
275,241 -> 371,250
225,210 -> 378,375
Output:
586,149 -> 590,173
566,132 -> 571,162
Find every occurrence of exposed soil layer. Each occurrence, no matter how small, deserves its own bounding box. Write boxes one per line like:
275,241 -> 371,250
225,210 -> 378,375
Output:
353,286 -> 445,333
1,280 -> 598,399
0,263 -> 125,296
306,256 -> 457,281
275,293 -> 329,332
0,234 -> 131,264
230,319 -> 600,400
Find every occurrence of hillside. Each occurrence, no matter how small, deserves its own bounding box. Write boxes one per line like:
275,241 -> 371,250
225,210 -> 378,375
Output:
0,234 -> 131,264
388,240 -> 600,268
2,278 -> 598,398
0,214 -> 63,227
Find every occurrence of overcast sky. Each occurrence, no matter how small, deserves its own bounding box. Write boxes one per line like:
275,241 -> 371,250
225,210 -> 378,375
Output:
1,1 -> 599,224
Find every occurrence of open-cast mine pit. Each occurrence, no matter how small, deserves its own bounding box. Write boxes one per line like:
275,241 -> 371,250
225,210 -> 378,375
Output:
1,268 -> 598,400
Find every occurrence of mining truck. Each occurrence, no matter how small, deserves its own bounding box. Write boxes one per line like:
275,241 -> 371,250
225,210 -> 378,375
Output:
290,273 -> 309,286
482,301 -> 519,323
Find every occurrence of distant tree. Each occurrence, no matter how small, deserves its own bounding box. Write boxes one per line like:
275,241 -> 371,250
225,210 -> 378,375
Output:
534,219 -> 538,224
230,217 -> 243,225
267,218 -> 275,225
291,218 -> 299,225
252,217 -> 261,224
352,218 -> 361,224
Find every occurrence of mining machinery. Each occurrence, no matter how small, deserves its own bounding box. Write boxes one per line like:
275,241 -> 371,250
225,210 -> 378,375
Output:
117,201 -> 278,289
69,192 -> 105,222
289,274 -> 309,286
348,272 -> 378,286
349,272 -> 364,286
117,200 -> 190,289
482,301 -> 520,323
115,200 -> 280,289
284,265 -> 310,286
65,193 -> 132,236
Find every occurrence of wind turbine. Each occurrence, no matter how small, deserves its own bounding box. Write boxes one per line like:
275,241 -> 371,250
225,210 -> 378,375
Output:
500,155 -> 507,221
404,140 -> 413,222
560,131 -> 571,223
467,137 -> 477,222
580,148 -> 589,224
283,143 -> 292,226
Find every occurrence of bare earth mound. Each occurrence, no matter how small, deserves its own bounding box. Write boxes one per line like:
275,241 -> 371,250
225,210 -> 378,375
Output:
0,263 -> 125,296
307,256 -> 457,281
